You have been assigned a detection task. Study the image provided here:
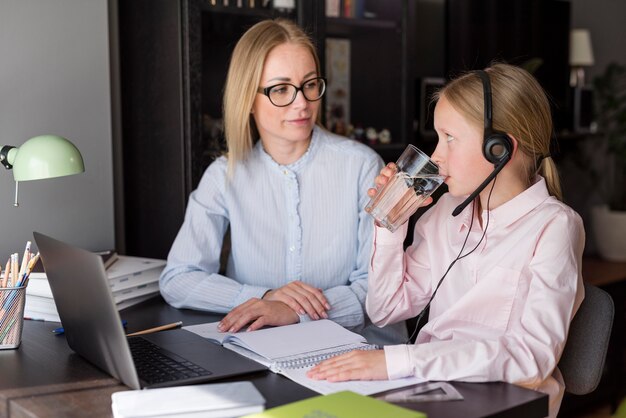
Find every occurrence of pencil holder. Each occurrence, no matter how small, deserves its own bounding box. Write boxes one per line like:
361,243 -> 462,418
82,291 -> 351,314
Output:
0,286 -> 27,349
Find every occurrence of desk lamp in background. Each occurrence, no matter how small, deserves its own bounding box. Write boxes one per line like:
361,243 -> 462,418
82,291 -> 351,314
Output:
0,135 -> 85,206
569,28 -> 594,88
569,29 -> 596,133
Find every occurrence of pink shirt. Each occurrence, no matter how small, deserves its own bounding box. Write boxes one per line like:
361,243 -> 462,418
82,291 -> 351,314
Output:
367,177 -> 585,418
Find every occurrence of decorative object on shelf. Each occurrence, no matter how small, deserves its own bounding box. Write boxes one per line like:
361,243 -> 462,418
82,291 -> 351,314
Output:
0,135 -> 84,207
365,127 -> 378,146
589,62 -> 626,261
353,125 -> 364,142
272,0 -> 295,11
569,29 -> 594,88
378,128 -> 391,144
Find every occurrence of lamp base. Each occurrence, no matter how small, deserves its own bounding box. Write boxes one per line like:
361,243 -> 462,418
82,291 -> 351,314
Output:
570,67 -> 587,88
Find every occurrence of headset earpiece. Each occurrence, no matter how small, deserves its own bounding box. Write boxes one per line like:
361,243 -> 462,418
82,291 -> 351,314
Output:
476,70 -> 513,166
483,131 -> 512,165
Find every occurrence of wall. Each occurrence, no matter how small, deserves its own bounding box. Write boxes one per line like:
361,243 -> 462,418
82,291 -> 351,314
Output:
0,0 -> 115,258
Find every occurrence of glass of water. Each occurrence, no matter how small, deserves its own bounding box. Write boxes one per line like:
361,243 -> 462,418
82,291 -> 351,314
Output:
365,145 -> 445,233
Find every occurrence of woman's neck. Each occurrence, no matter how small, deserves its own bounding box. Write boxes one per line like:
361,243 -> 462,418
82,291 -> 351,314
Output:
261,135 -> 312,166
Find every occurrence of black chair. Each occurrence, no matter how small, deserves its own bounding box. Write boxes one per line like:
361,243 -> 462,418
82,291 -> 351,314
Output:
558,282 -> 614,395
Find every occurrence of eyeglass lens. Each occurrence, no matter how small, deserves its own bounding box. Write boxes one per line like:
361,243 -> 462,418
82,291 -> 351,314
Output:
268,78 -> 326,106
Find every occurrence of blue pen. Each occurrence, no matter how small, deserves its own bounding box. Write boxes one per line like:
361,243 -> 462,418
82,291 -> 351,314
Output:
53,319 -> 127,335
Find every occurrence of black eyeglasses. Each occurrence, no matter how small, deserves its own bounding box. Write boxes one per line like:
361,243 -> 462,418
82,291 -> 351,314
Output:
257,77 -> 326,107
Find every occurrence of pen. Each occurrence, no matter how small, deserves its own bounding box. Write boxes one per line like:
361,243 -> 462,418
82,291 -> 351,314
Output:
126,321 -> 183,337
53,319 -> 128,335
18,241 -> 31,281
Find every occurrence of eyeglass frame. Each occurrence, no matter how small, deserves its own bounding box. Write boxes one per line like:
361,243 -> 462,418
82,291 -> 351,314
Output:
257,76 -> 327,107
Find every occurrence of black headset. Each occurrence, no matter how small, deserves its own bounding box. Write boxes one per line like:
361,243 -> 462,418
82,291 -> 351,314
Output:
476,70 -> 513,165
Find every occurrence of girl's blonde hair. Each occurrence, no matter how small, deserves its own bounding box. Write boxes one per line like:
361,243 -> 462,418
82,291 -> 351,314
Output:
435,63 -> 562,200
223,18 -> 321,175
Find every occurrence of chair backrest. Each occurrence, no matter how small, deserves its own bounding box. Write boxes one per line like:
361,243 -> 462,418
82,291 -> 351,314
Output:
558,282 -> 614,395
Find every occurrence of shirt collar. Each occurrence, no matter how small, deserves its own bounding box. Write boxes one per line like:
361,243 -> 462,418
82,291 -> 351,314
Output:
255,125 -> 319,173
473,176 -> 552,229
456,176 -> 551,232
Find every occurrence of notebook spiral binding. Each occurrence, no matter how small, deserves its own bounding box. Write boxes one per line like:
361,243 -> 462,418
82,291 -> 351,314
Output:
275,343 -> 380,370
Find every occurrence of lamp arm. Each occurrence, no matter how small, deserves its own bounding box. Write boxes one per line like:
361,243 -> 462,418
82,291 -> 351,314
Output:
0,145 -> 17,169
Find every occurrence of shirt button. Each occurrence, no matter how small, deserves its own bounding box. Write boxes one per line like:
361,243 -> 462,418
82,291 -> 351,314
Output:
283,170 -> 289,175
289,246 -> 295,252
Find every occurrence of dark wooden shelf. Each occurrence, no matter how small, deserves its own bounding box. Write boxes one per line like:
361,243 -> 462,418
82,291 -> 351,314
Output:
199,2 -> 285,16
327,16 -> 399,30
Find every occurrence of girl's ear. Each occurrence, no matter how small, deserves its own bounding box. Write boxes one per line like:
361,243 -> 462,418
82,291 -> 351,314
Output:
507,134 -> 519,157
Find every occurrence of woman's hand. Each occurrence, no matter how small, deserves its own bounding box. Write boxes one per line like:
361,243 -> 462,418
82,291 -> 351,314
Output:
306,349 -> 388,382
217,299 -> 299,332
263,281 -> 330,320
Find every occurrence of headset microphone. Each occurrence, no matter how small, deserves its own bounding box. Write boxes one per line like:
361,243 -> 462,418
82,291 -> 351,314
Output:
451,155 -> 509,216
451,70 -> 513,217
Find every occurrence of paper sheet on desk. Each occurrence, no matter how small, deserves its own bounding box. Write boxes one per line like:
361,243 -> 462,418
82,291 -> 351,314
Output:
184,320 -> 366,360
279,366 -> 426,396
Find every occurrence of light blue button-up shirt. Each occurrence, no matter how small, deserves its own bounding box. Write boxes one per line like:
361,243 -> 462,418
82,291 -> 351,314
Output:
160,126 -> 406,344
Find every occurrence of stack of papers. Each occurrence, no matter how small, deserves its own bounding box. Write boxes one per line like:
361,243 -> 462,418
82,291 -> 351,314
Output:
111,382 -> 265,418
24,255 -> 166,322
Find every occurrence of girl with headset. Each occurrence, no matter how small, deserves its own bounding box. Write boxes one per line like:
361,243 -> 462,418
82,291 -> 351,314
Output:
308,63 -> 585,418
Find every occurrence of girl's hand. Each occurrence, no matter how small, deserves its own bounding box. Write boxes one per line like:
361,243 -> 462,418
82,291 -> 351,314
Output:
367,163 -> 398,199
263,281 -> 330,320
217,299 -> 299,332
306,349 -> 388,382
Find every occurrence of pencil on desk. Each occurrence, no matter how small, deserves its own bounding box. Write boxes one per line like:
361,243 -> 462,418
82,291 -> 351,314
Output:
126,321 -> 183,337
1,259 -> 10,288
18,241 -> 31,280
9,253 -> 18,287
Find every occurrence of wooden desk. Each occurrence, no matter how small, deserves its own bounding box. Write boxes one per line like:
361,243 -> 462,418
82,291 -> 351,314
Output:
583,256 -> 626,287
0,297 -> 548,418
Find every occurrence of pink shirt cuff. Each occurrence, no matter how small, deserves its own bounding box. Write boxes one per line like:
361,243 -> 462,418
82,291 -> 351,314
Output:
384,344 -> 414,379
374,222 -> 409,246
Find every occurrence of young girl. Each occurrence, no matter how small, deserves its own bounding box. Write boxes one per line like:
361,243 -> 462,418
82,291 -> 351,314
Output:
308,63 -> 585,418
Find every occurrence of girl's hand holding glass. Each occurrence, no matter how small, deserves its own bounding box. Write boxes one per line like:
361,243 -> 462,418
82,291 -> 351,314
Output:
366,146 -> 443,233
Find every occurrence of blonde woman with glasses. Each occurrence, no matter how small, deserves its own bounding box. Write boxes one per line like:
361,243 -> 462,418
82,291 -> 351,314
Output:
160,18 -> 407,345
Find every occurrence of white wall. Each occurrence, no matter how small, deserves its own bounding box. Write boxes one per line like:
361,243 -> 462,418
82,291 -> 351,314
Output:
0,0 -> 115,257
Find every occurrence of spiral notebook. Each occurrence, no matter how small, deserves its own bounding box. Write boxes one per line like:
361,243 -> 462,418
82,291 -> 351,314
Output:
184,320 -> 425,396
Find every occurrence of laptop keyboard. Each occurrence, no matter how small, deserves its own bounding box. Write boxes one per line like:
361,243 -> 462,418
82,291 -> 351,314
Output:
128,337 -> 213,385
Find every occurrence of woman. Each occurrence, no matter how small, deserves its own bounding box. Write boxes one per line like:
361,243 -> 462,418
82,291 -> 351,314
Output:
159,18 -> 406,345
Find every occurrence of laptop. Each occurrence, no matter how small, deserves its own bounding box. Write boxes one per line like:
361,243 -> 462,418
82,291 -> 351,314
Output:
33,231 -> 267,389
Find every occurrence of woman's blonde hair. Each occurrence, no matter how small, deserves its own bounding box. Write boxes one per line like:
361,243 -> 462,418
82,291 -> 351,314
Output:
223,18 -> 321,174
435,63 -> 562,200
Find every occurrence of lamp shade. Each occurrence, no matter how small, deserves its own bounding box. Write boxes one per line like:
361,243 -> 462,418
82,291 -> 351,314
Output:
7,135 -> 85,181
570,29 -> 594,66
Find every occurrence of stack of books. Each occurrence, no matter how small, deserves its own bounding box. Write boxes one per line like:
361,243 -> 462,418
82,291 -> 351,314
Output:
24,252 -> 166,322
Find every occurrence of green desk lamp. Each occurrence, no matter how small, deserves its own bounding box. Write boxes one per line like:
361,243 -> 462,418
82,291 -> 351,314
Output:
0,135 -> 85,206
